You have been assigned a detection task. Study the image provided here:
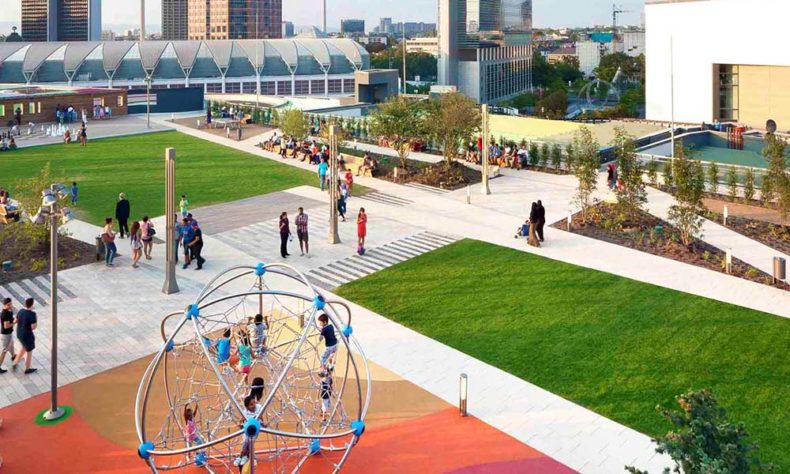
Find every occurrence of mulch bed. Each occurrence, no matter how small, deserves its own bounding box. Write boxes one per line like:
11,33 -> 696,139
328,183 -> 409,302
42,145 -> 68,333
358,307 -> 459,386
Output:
0,224 -> 96,285
551,202 -> 790,291
383,161 -> 483,190
702,210 -> 790,256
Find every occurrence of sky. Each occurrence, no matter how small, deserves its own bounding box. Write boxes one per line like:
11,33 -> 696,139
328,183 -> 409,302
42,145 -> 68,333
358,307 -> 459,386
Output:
1,0 -> 645,32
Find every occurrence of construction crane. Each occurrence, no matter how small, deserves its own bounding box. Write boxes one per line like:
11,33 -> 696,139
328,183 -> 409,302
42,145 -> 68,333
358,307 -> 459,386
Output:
611,4 -> 631,53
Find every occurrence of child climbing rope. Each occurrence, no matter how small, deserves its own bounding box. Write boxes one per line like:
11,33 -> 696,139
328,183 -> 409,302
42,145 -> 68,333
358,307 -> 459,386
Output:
317,314 -> 338,371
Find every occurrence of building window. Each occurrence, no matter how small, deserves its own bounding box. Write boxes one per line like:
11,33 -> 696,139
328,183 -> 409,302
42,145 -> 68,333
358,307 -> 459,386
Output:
278,81 -> 292,95
294,80 -> 310,95
118,95 -> 124,107
28,102 -> 36,114
328,79 -> 342,94
37,102 -> 41,113
343,79 -> 355,93
0,105 -> 4,116
718,64 -> 739,121
311,80 -> 325,95
14,103 -> 23,116
261,82 -> 276,94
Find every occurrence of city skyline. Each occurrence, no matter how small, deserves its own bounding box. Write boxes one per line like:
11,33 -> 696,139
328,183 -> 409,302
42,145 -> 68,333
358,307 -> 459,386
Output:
1,0 -> 644,34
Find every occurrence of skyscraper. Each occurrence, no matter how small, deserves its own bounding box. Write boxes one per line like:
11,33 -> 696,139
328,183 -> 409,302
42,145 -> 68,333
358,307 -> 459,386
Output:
379,17 -> 392,35
341,19 -> 365,35
21,0 -> 101,42
188,0 -> 282,40
438,0 -> 532,103
163,0 -> 189,40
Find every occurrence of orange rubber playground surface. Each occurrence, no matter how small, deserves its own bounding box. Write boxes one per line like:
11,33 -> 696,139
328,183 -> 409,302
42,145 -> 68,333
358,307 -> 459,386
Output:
0,354 -> 576,473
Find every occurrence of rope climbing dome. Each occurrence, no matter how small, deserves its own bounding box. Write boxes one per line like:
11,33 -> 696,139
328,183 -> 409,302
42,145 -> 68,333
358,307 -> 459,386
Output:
135,263 -> 371,473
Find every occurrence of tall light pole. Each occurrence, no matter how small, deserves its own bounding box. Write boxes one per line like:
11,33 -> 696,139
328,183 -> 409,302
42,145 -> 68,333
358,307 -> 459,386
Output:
140,0 -> 146,41
145,74 -> 152,129
163,148 -> 179,294
481,104 -> 491,195
328,125 -> 341,244
669,35 -> 675,160
32,184 -> 74,421
323,0 -> 327,34
402,24 -> 407,94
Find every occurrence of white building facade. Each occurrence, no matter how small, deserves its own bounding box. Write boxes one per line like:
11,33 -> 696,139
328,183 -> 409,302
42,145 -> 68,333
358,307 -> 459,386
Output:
646,0 -> 790,129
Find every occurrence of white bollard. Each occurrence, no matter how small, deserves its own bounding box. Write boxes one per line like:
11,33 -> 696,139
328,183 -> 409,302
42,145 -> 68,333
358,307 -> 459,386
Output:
466,184 -> 471,204
567,211 -> 572,231
723,205 -> 728,226
725,248 -> 733,274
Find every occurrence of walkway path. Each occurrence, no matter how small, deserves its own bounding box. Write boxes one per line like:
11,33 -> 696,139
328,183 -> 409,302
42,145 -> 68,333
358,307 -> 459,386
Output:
646,187 -> 790,276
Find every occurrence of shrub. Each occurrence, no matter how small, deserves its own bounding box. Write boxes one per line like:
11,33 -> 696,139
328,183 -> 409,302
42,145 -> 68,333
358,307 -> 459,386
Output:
539,143 -> 550,168
726,167 -> 739,201
529,142 -> 540,167
551,144 -> 562,170
707,162 -> 719,195
743,168 -> 756,203
646,160 -> 659,187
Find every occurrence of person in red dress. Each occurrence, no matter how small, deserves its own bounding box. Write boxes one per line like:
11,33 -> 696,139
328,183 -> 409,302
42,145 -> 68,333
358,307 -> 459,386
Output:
356,208 -> 367,249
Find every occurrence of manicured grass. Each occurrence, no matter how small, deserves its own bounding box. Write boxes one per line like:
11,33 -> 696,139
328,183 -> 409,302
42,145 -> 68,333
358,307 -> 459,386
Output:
2,131 -> 319,225
337,239 -> 790,470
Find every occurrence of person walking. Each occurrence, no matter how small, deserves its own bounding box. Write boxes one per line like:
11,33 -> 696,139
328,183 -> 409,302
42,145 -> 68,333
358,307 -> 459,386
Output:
180,217 -> 194,269
535,200 -> 546,242
295,207 -> 309,256
0,298 -> 15,373
130,220 -> 143,268
140,216 -> 155,260
79,123 -> 87,146
318,157 -> 328,191
337,183 -> 347,221
356,208 -> 367,251
70,182 -> 78,205
278,212 -> 291,259
187,220 -> 205,270
103,217 -> 118,265
11,298 -> 37,374
115,193 -> 130,238
179,195 -> 189,218
527,202 -> 541,248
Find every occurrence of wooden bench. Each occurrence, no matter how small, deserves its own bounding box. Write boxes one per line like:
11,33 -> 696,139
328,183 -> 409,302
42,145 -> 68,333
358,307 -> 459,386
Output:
340,155 -> 376,177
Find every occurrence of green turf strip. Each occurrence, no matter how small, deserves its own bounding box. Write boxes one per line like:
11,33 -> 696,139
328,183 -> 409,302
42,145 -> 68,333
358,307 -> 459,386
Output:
337,239 -> 790,471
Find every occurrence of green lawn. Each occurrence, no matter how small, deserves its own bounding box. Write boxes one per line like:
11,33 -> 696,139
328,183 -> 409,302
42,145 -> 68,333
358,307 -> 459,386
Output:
3,131 -> 321,225
337,239 -> 790,470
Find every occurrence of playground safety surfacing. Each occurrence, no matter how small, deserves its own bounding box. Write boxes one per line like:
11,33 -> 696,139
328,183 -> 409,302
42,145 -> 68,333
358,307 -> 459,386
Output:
0,354 -> 576,473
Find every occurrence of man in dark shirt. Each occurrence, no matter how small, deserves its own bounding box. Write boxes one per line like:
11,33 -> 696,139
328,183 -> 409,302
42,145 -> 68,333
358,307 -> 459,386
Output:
181,218 -> 194,269
0,298 -> 15,373
115,193 -> 131,238
12,298 -> 37,374
187,221 -> 205,270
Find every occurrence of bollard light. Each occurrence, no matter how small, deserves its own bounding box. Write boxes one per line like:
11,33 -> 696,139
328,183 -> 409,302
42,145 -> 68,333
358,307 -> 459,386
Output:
567,211 -> 572,231
725,248 -> 733,274
466,184 -> 471,204
723,205 -> 728,226
459,373 -> 468,417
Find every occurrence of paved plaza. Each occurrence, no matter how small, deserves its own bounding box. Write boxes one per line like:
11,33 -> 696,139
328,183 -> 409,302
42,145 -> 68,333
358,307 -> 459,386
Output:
0,116 -> 787,473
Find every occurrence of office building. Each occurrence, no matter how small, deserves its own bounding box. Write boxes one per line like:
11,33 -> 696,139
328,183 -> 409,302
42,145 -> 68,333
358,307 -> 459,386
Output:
646,0 -> 790,128
379,18 -> 393,35
438,0 -> 533,103
21,0 -> 102,42
0,39 -> 368,98
621,31 -> 645,58
187,0 -> 282,40
282,21 -> 294,38
406,37 -> 439,56
163,0 -> 189,41
341,19 -> 365,35
392,22 -> 437,37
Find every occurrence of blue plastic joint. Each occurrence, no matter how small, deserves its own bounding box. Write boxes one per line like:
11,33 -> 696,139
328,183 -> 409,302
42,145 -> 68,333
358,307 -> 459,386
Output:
194,451 -> 208,467
308,438 -> 321,455
138,440 -> 155,460
243,418 -> 261,439
186,304 -> 199,320
165,340 -> 174,352
342,325 -> 353,338
351,420 -> 365,437
255,262 -> 266,276
313,295 -> 326,310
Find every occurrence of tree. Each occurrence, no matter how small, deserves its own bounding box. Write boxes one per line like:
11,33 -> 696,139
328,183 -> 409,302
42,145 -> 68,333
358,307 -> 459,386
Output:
760,134 -> 788,206
726,167 -> 739,202
529,142 -> 540,167
707,162 -> 719,195
536,89 -> 568,119
277,108 -> 308,139
646,160 -> 659,187
551,144 -> 562,170
663,160 -> 675,192
564,142 -> 575,171
571,127 -> 601,220
540,142 -> 550,168
369,96 -> 425,169
595,53 -> 645,83
743,168 -> 756,203
666,146 -> 705,247
612,127 -> 647,223
424,92 -> 481,166
318,115 -> 351,143
626,389 -> 772,474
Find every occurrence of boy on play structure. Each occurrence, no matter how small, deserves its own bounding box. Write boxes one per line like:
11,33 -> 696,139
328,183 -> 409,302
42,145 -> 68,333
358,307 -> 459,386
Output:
317,314 -> 338,370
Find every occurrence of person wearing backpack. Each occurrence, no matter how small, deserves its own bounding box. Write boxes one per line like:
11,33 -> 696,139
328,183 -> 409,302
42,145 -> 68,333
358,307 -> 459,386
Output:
140,215 -> 155,260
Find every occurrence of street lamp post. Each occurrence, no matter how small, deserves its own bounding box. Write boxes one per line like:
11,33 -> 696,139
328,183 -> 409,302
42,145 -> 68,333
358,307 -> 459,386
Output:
32,184 -> 74,421
163,148 -> 179,294
481,104 -> 491,195
328,125 -> 341,244
145,74 -> 152,129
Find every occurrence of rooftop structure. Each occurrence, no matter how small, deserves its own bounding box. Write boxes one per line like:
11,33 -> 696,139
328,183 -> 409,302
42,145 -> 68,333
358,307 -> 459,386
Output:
0,39 -> 369,97
646,0 -> 790,129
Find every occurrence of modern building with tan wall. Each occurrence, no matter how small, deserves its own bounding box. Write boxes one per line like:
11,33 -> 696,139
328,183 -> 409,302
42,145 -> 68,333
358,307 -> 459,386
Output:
187,0 -> 282,41
646,0 -> 790,130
